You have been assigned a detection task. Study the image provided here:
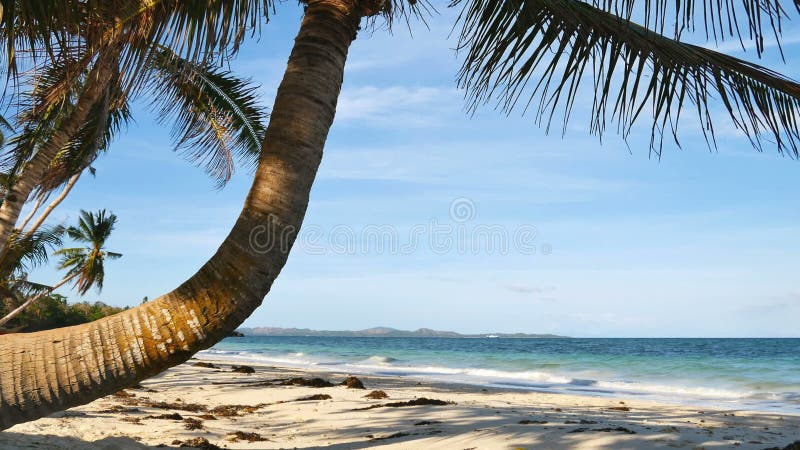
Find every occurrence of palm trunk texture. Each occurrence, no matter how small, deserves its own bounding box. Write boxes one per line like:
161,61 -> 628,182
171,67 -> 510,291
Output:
0,0 -> 361,429
0,54 -> 116,259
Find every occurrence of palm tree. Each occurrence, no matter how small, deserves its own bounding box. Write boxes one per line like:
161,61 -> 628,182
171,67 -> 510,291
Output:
53,209 -> 122,295
0,1 -> 270,257
0,210 -> 121,328
0,226 -> 65,328
1,0 -> 800,429
1,48 -> 267,243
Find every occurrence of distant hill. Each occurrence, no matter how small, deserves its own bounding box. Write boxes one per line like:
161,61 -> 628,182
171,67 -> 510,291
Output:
235,326 -> 568,339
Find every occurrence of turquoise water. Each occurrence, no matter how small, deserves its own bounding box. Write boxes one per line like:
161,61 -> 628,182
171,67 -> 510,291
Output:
202,337 -> 800,413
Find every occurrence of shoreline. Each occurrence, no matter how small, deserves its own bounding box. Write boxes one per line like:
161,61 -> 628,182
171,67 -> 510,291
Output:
2,357 -> 799,449
200,348 -> 800,415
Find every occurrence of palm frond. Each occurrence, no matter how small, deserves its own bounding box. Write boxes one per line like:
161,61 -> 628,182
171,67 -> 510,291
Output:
0,0 -> 76,79
38,78 -> 132,193
2,52 -> 84,175
582,0 -> 796,56
147,47 -> 268,186
0,225 -> 64,279
369,0 -> 437,29
0,114 -> 11,147
128,0 -> 274,61
454,0 -> 800,156
9,278 -> 53,297
2,0 -> 274,106
109,0 -> 275,96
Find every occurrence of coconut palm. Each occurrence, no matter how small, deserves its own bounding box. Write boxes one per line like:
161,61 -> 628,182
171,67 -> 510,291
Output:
0,225 -> 65,328
53,209 -> 121,295
1,47 -> 267,244
0,0 -> 270,256
0,210 -> 120,328
1,0 -> 800,429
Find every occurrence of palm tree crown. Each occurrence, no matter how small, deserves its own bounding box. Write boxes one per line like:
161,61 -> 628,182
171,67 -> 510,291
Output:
54,209 -> 121,295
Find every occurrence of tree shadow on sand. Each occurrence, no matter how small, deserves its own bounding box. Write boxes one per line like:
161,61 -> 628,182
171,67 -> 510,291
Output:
0,433 -> 156,450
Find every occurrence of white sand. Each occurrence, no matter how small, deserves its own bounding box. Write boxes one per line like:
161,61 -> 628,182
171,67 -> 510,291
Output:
2,358 -> 798,449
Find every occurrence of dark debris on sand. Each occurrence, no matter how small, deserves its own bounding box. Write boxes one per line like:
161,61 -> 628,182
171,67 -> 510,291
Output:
97,405 -> 135,414
280,377 -> 335,387
296,394 -> 332,401
364,390 -> 389,399
192,362 -> 218,369
226,431 -> 269,442
145,413 -> 183,420
183,417 -> 204,430
172,437 -> 223,449
357,397 -> 452,410
120,417 -> 143,425
414,420 -> 442,426
142,401 -> 207,412
341,376 -> 366,389
384,398 -> 450,407
569,426 -> 637,434
209,403 -> 268,417
112,390 -> 136,398
231,365 -> 255,374
370,431 -> 411,441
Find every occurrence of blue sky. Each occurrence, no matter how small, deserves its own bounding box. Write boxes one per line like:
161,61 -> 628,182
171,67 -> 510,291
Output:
32,4 -> 800,337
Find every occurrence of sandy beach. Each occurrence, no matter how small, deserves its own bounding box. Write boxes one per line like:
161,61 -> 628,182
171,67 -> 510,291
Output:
1,358 -> 798,450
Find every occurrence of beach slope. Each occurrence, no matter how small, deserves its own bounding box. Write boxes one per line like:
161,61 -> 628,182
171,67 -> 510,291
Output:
2,359 -> 798,449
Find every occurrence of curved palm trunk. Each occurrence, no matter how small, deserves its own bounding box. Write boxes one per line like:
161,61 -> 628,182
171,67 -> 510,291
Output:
0,56 -> 116,259
17,196 -> 44,231
22,172 -> 82,238
0,0 -> 361,430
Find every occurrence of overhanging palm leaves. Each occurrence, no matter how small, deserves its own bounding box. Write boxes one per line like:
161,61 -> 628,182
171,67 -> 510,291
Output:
54,209 -> 121,295
454,0 -> 800,156
147,48 -> 267,185
0,226 -> 64,277
0,0 -> 276,89
0,225 -> 65,325
2,46 -> 267,201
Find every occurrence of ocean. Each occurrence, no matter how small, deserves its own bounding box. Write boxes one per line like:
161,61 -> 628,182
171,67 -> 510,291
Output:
200,336 -> 800,413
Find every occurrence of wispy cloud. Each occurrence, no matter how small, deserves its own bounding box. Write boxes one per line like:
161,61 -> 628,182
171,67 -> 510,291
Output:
711,33 -> 800,55
335,86 -> 457,127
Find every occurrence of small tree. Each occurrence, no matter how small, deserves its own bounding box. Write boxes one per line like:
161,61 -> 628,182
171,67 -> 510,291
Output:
0,209 -> 121,327
54,209 -> 122,295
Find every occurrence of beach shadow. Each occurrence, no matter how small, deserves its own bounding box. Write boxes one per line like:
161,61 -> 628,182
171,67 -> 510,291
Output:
6,364 -> 797,450
138,365 -> 799,450
279,398 -> 798,449
0,433 -> 156,450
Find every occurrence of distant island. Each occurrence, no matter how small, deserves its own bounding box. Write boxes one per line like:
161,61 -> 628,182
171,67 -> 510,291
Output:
235,326 -> 568,339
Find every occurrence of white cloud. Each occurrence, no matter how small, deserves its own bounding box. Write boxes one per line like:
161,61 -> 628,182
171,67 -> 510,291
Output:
711,33 -> 800,54
335,86 -> 458,126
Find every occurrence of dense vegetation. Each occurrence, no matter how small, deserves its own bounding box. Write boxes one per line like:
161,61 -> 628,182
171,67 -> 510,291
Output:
0,293 -> 127,333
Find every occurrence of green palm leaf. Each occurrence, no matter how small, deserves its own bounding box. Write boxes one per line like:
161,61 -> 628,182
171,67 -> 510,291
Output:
570,0 -> 796,56
38,80 -> 132,193
0,226 -> 64,280
147,47 -> 268,186
454,0 -> 800,156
